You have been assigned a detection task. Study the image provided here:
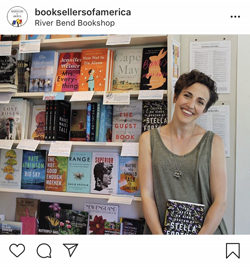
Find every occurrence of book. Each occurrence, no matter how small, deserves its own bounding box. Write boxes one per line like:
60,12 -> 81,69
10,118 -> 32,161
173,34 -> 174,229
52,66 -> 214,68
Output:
21,150 -> 47,190
112,48 -> 142,91
84,203 -> 119,234
29,50 -> 58,92
104,221 -> 121,235
66,152 -> 92,193
90,152 -> 119,195
51,100 -> 71,141
95,103 -> 101,141
30,105 -> 46,140
79,48 -> 113,91
163,199 -> 205,235
45,156 -> 68,192
0,35 -> 26,41
59,209 -> 88,235
90,102 -> 97,141
44,100 -> 51,140
98,103 -> 113,142
0,149 -> 23,189
142,100 -> 168,133
48,100 -> 54,140
50,35 -> 76,39
38,201 -> 72,234
140,47 -> 167,90
70,108 -> 87,141
53,52 -> 81,92
86,102 -> 91,141
28,35 -> 51,40
112,100 -> 142,142
120,217 -> 145,234
15,198 -> 40,222
0,221 -> 22,234
118,156 -> 140,196
20,211 -> 37,234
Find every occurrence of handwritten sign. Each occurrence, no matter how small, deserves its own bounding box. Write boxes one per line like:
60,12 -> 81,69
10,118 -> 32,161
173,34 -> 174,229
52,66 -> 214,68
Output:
16,139 -> 40,151
43,92 -> 65,101
138,90 -> 164,100
48,141 -> 72,157
108,194 -> 134,205
121,142 -> 139,157
70,91 -> 94,101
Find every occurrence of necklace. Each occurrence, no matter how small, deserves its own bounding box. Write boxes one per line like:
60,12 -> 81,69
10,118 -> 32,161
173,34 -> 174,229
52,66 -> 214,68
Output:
170,124 -> 197,180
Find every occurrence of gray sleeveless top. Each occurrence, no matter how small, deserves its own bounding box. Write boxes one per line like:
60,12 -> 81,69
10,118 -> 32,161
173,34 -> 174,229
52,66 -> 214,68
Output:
143,127 -> 228,235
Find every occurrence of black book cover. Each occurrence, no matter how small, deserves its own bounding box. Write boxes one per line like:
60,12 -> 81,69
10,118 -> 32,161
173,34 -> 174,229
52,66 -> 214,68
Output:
120,217 -> 145,235
140,47 -> 167,90
48,100 -> 54,140
0,48 -> 18,84
90,102 -> 97,142
44,100 -> 50,140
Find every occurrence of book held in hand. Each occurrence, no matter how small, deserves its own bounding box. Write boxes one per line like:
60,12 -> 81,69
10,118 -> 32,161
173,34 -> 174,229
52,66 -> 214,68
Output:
163,199 -> 205,235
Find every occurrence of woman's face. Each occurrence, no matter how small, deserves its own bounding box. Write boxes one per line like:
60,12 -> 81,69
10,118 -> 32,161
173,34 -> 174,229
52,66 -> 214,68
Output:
174,82 -> 210,123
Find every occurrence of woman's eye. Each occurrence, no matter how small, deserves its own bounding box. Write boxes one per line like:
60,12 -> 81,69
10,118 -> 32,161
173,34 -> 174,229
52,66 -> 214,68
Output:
198,101 -> 204,105
184,94 -> 190,98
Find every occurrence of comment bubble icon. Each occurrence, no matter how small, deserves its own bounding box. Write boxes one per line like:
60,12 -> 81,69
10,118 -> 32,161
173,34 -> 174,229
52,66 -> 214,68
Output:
37,243 -> 52,258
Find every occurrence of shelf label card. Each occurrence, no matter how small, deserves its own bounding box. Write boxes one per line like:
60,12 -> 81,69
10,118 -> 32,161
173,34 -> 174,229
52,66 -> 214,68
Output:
0,41 -> 12,56
70,91 -> 94,102
19,40 -> 41,53
138,90 -> 164,100
0,93 -> 14,103
16,139 -> 40,151
43,92 -> 65,101
48,141 -> 72,157
0,140 -> 14,150
103,91 -> 130,105
106,35 -> 131,45
108,194 -> 134,205
121,142 -> 139,157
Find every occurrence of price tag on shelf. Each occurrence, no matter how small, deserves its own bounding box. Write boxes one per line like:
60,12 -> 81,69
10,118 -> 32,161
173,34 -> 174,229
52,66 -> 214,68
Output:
0,140 -> 14,150
70,91 -> 94,101
16,139 -> 40,151
0,93 -> 14,104
121,142 -> 139,157
43,92 -> 65,101
48,141 -> 72,157
0,41 -> 12,56
103,91 -> 130,105
138,90 -> 164,100
108,194 -> 134,205
19,40 -> 41,53
106,35 -> 131,45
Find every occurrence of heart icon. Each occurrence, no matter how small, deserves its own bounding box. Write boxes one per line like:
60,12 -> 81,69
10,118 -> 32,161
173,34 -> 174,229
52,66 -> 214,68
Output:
9,243 -> 25,257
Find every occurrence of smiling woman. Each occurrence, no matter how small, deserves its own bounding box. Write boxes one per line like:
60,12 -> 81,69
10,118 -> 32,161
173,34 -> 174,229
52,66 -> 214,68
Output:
138,69 -> 228,235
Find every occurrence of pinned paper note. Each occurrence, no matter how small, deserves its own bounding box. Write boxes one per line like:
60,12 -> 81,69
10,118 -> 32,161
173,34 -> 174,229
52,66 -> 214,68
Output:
138,90 -> 164,100
0,140 -> 14,150
48,141 -> 72,157
16,139 -> 40,151
43,92 -> 65,101
121,142 -> 139,157
70,91 -> 94,101
106,35 -> 131,45
103,92 -> 130,105
108,194 -> 134,205
19,40 -> 41,53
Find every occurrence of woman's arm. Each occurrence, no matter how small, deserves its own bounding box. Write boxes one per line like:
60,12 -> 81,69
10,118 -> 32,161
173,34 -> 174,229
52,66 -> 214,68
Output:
138,131 -> 163,234
198,134 -> 227,234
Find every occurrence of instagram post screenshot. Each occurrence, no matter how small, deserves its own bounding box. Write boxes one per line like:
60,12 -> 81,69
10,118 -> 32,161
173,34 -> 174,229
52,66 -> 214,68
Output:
0,0 -> 249,266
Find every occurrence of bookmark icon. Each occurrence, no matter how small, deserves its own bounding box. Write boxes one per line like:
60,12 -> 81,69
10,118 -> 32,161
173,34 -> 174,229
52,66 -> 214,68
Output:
63,243 -> 78,257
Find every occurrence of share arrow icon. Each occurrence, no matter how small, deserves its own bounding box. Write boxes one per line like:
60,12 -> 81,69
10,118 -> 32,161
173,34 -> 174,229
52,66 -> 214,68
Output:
63,244 -> 78,257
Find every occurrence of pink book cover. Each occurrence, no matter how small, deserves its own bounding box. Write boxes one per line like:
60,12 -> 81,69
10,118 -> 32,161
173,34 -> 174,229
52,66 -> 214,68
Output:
20,208 -> 37,234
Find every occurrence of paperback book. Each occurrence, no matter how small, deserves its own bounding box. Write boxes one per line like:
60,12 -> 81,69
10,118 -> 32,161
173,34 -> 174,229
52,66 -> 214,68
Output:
28,35 -> 51,40
21,150 -> 47,190
15,198 -> 40,222
90,152 -> 119,195
0,221 -> 22,234
120,217 -> 145,235
30,105 -> 46,140
70,108 -> 87,141
84,203 -> 119,234
66,152 -> 92,193
98,103 -> 113,142
104,221 -> 121,235
163,199 -> 205,235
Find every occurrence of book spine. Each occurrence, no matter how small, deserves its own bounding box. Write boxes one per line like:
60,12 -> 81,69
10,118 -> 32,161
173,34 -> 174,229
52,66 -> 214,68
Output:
86,103 -> 91,142
48,101 -> 54,140
90,103 -> 97,142
95,103 -> 101,142
51,100 -> 58,140
44,100 -> 50,140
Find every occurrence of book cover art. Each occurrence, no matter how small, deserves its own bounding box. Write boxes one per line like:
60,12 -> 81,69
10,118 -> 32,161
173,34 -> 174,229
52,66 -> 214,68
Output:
163,199 -> 205,235
29,50 -> 58,92
0,221 -> 22,234
98,103 -> 113,142
0,35 -> 25,41
0,149 -> 23,189
84,203 -> 119,234
120,217 -> 145,234
15,198 -> 40,222
28,35 -> 51,40
66,152 -> 92,193
90,152 -> 119,195
142,100 -> 168,133
30,105 -> 46,140
118,156 -> 140,196
140,47 -> 167,90
90,102 -> 97,141
112,100 -> 142,142
70,108 -> 87,141
38,202 -> 72,234
79,49 -> 112,91
0,100 -> 23,140
45,156 -> 68,192
59,209 -> 88,235
112,48 -> 142,91
21,150 -> 47,190
104,221 -> 121,235
0,48 -> 19,84
54,52 -> 81,92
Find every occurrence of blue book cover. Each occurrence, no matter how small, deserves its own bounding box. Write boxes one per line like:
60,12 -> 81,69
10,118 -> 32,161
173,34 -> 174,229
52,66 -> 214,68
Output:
98,103 -> 113,142
118,156 -> 140,196
21,150 -> 47,190
29,50 -> 58,92
66,152 -> 92,193
86,103 -> 91,141
28,35 -> 51,40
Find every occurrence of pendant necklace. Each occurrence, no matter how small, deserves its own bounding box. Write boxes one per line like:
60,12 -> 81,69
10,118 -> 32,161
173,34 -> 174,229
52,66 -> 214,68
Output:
170,124 -> 197,180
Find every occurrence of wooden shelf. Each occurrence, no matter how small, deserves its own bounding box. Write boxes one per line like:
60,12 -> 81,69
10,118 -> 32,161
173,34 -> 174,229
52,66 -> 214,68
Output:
0,187 -> 142,202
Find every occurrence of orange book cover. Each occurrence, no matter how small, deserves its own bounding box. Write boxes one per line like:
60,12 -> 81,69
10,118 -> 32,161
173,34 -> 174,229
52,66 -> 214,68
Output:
45,156 -> 68,192
79,49 -> 111,91
54,52 -> 81,92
